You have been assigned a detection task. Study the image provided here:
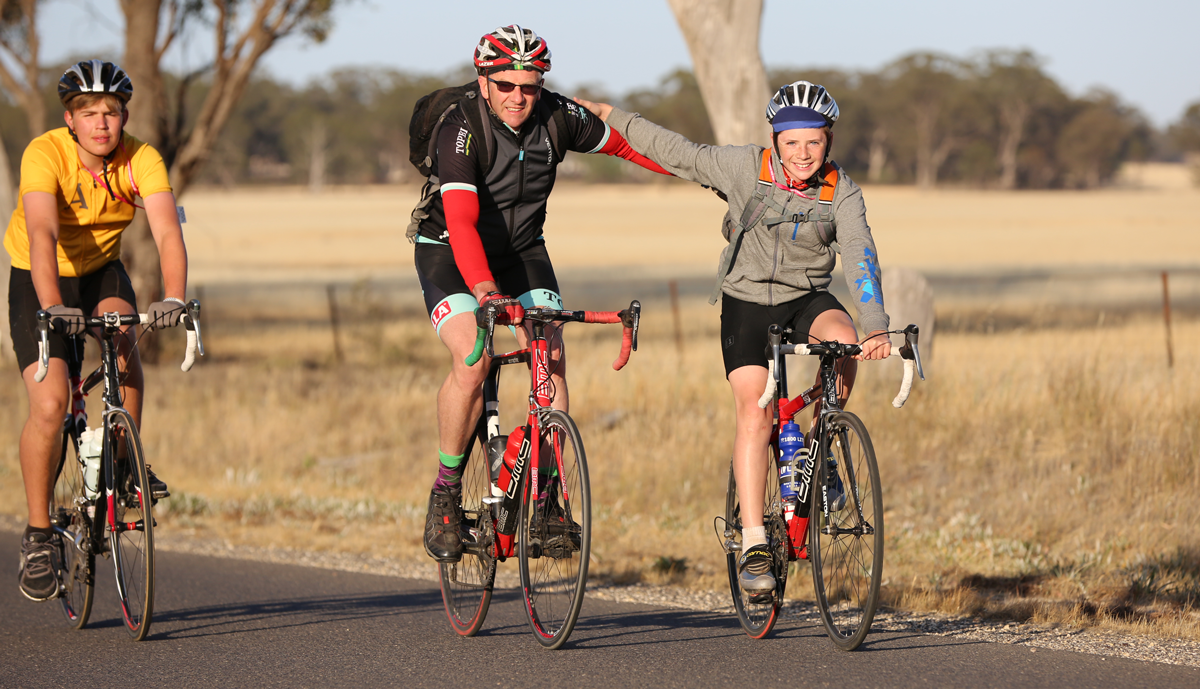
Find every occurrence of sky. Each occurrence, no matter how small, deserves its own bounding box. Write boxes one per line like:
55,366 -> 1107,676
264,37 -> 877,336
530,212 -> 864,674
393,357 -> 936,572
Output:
40,0 -> 1200,128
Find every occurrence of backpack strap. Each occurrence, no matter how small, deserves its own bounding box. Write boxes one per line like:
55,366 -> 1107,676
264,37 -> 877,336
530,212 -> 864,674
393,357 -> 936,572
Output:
708,148 -> 775,304
407,91 -> 497,241
460,91 -> 497,175
813,162 -> 838,247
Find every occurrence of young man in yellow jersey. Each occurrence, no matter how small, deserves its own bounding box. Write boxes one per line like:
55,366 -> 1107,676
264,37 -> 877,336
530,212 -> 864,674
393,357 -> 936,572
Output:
7,60 -> 189,601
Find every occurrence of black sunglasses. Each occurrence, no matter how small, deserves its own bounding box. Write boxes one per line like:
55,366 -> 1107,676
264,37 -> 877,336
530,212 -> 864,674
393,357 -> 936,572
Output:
488,78 -> 542,96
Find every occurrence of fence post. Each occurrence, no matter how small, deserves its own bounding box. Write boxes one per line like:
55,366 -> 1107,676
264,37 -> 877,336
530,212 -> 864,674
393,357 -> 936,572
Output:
669,279 -> 684,360
1162,271 -> 1174,369
328,284 -> 344,364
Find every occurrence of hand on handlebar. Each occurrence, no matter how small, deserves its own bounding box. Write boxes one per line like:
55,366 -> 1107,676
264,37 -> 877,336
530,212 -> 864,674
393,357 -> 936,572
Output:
146,299 -> 187,330
46,305 -> 86,335
478,292 -> 524,327
855,330 -> 892,361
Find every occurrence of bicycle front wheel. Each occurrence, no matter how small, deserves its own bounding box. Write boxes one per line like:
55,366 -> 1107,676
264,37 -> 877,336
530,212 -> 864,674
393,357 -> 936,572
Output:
810,411 -> 883,651
518,410 -> 590,650
106,410 -> 155,641
51,421 -> 94,629
724,456 -> 788,639
438,417 -> 496,636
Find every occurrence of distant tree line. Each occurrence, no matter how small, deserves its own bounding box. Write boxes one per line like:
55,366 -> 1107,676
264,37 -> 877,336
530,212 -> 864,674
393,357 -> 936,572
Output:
3,49 -> 1199,189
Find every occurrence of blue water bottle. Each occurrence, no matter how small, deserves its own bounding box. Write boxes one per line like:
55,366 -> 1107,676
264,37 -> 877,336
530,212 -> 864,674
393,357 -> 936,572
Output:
778,420 -> 804,506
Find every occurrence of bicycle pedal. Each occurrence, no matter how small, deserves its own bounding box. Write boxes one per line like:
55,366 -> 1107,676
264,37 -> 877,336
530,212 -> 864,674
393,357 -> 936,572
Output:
748,591 -> 775,605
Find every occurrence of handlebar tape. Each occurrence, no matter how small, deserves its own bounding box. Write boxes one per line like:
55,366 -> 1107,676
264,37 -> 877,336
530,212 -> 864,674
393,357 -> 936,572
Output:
583,311 -> 622,324
464,326 -> 487,366
612,327 -> 634,370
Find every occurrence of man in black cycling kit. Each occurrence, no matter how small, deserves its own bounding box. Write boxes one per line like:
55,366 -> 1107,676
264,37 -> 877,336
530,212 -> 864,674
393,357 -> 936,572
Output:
415,26 -> 668,562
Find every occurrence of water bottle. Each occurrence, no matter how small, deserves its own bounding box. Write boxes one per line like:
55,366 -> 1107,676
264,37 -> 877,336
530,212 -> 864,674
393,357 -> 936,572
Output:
494,425 -> 530,536
80,427 -> 102,500
487,434 -> 508,498
778,421 -> 804,519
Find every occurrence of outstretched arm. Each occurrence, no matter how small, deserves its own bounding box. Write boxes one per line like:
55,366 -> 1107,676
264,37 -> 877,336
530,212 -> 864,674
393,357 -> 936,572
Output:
574,97 -> 751,192
596,128 -> 671,175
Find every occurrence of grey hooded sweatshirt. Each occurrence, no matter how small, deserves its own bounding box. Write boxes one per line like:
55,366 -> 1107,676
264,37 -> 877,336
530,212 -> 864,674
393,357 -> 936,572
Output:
605,107 -> 889,335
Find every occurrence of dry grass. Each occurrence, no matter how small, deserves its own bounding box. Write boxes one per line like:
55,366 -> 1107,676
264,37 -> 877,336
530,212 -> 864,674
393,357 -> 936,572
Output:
3,175 -> 1199,637
178,170 -> 1200,286
2,302 -> 1197,637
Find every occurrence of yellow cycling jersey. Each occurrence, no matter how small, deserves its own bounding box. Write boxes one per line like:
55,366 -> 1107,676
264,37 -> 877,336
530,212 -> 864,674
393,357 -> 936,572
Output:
4,127 -> 172,277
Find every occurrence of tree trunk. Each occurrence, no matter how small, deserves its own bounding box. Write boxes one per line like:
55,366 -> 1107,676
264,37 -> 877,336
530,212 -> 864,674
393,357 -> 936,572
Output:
914,105 -> 938,188
0,127 -> 14,361
867,127 -> 888,183
309,119 -> 326,193
121,0 -> 169,361
997,100 -> 1029,190
667,0 -> 770,146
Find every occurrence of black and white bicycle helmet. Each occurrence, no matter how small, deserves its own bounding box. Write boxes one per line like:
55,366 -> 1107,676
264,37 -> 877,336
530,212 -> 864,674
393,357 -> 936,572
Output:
765,80 -> 839,127
58,60 -> 134,107
474,25 -> 552,75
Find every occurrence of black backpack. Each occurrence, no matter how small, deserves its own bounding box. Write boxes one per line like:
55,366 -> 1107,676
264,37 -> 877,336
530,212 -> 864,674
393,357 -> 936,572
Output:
406,82 -> 572,240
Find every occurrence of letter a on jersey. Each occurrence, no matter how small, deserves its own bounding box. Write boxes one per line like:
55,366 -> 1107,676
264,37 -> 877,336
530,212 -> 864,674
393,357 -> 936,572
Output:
69,183 -> 89,210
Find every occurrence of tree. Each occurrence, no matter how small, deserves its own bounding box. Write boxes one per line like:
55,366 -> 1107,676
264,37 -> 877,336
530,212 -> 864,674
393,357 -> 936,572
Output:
976,50 -> 1066,189
883,53 -> 970,188
0,0 -> 42,362
118,0 -> 337,338
1169,101 -> 1200,152
0,0 -> 43,139
666,0 -> 769,146
1057,90 -> 1140,188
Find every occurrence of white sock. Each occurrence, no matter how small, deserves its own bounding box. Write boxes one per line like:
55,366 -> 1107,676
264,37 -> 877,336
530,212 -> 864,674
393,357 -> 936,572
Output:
742,526 -> 767,555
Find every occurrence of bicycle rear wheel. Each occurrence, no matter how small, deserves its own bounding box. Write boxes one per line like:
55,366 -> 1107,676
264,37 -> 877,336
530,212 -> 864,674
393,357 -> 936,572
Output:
809,411 -> 883,651
51,421 -> 94,629
438,418 -> 497,636
106,410 -> 155,641
724,455 -> 788,639
518,410 -> 590,650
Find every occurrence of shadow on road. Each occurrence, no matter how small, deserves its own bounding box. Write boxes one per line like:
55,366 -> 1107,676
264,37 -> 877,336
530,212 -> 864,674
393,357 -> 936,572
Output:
151,589 -> 444,640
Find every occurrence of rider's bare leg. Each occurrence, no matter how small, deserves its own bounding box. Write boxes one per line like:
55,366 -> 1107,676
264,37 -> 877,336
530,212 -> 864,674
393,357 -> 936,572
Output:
728,365 -> 773,531
806,309 -> 860,427
19,360 -> 70,530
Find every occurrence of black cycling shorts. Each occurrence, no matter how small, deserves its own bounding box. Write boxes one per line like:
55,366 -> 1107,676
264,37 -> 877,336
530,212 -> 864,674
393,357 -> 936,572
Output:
720,291 -> 849,377
414,240 -> 562,334
8,260 -> 138,372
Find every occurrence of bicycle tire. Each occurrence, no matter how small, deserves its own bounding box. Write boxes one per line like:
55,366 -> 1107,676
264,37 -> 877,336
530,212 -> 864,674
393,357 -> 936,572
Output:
809,411 -> 883,651
438,417 -> 497,636
724,455 -> 788,639
106,410 -> 155,641
51,421 -> 94,629
518,410 -> 590,650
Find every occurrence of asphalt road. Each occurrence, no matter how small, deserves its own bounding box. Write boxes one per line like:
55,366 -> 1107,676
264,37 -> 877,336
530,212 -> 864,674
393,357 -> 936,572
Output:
2,531 -> 1197,688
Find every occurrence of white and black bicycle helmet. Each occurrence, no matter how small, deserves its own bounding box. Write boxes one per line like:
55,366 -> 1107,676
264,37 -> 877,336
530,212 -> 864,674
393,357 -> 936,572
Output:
474,25 -> 552,75
58,60 -> 134,107
765,80 -> 839,128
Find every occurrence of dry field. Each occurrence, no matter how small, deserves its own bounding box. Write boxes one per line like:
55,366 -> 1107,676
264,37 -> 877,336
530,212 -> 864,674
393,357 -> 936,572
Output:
2,166 -> 1198,636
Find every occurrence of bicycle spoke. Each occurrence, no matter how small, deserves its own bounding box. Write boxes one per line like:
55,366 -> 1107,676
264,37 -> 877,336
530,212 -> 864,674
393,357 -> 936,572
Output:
519,411 -> 590,649
810,412 -> 883,651
439,419 -> 496,637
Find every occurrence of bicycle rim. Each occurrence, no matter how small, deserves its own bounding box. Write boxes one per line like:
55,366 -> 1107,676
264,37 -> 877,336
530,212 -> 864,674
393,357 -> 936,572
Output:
439,419 -> 496,636
51,423 -> 94,629
518,410 -> 590,650
106,411 -> 155,641
724,458 -> 787,639
810,411 -> 883,651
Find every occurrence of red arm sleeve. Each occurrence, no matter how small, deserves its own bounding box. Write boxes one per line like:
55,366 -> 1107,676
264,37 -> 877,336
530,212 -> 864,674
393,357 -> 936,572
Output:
598,129 -> 672,176
442,188 -> 494,290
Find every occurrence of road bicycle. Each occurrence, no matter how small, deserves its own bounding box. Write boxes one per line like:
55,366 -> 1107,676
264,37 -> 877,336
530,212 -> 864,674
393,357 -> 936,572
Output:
437,299 -> 640,650
37,302 -> 204,641
716,323 -> 924,649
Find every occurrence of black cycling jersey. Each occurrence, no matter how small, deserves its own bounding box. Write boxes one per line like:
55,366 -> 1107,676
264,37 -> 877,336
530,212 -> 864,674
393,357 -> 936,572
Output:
417,91 -> 610,255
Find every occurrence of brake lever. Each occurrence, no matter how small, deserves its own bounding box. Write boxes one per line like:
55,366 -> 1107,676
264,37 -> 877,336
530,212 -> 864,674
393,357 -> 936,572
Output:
899,324 -> 925,381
